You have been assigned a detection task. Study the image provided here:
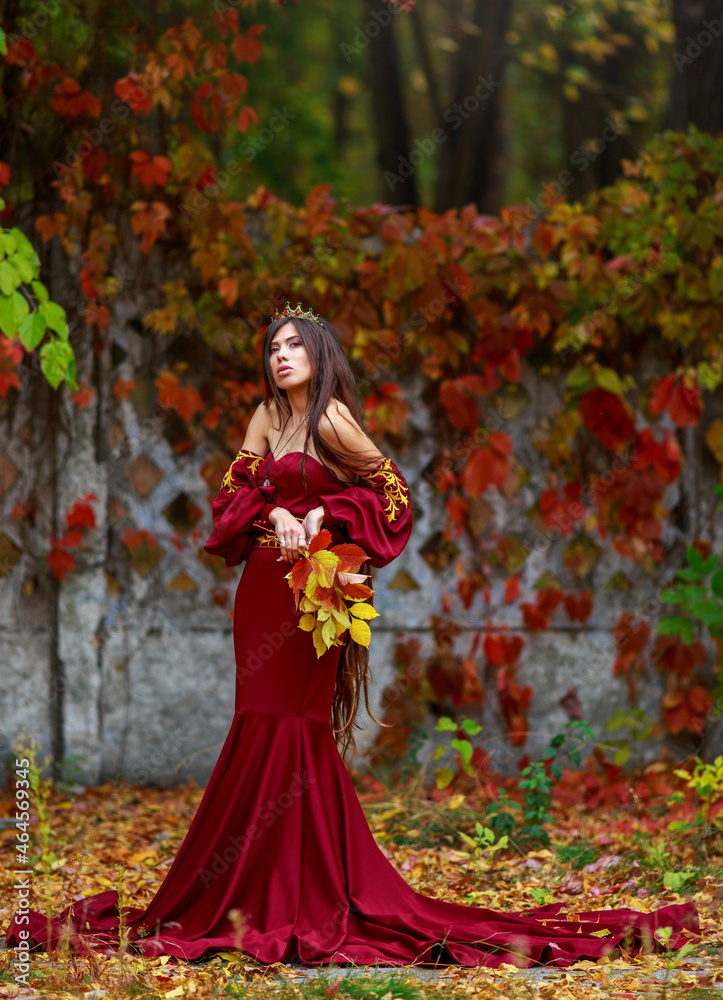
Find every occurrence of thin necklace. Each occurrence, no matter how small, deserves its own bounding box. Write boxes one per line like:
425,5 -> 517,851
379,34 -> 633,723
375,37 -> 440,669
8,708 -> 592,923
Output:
263,412 -> 310,486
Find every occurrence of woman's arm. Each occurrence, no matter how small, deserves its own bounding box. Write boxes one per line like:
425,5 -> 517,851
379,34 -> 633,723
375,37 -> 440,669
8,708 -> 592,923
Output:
312,400 -> 413,568
203,404 -> 277,566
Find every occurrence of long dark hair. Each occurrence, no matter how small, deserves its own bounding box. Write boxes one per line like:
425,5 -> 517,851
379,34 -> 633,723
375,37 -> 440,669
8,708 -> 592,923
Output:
260,313 -> 390,762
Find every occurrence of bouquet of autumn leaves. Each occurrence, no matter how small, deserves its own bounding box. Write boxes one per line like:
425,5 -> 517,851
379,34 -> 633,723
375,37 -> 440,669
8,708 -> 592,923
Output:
284,529 -> 380,658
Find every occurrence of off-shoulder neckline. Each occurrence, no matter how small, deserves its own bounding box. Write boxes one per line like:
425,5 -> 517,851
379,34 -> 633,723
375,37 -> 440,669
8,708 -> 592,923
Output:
246,449 -> 354,486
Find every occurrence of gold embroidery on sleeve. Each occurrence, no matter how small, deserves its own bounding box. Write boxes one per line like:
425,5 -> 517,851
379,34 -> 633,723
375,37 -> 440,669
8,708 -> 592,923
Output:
360,457 -> 409,524
222,450 -> 263,492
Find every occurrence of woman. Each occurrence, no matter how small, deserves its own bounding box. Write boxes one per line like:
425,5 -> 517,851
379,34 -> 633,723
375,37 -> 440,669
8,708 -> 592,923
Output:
6,303 -> 698,968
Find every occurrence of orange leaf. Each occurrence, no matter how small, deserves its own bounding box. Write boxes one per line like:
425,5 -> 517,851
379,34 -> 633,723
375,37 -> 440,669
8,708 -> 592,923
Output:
113,379 -> 137,400
72,384 -> 96,409
231,26 -> 266,65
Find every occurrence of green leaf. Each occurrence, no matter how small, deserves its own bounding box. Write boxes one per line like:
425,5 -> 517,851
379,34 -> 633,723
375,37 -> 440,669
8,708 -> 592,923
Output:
566,366 -> 594,393
595,367 -> 624,395
14,254 -> 35,284
40,338 -> 74,389
40,301 -> 69,338
9,227 -> 38,264
0,28 -> 6,57
461,719 -> 482,736
663,871 -> 693,891
0,293 -> 18,334
435,717 -> 457,732
676,567 -> 704,581
31,279 -> 49,304
687,545 -> 704,571
659,588 -> 681,603
0,230 -> 16,256
18,311 -> 47,350
703,555 -> 720,576
451,738 -> 473,766
711,569 -> 723,599
656,616 -> 687,636
0,260 -> 20,296
64,350 -> 77,389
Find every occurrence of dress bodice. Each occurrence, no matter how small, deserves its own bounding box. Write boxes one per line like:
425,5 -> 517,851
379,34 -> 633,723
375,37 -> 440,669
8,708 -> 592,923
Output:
258,450 -> 352,512
204,445 -> 413,569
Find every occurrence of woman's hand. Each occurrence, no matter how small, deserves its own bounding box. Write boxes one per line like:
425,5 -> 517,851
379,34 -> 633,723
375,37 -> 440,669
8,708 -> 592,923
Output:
269,507 -> 308,563
302,505 -> 325,545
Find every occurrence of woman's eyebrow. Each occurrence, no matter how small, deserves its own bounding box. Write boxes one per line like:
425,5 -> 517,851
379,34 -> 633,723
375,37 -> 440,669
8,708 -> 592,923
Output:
270,334 -> 301,346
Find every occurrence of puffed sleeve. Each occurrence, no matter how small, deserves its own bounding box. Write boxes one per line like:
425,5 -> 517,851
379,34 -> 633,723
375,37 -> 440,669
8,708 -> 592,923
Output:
319,457 -> 413,568
203,450 -> 279,566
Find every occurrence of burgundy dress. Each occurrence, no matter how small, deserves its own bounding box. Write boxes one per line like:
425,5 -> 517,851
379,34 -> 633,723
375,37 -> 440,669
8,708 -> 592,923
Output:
5,449 -> 699,966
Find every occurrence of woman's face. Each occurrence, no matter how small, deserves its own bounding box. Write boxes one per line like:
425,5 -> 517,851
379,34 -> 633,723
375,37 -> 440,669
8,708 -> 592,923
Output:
269,322 -> 312,392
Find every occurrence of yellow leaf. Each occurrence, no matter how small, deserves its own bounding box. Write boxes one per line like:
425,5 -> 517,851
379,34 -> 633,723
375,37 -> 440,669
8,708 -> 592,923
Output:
330,606 -> 351,628
436,767 -> 454,789
448,793 -> 466,810
321,616 -> 336,645
304,570 -> 320,600
299,613 -> 316,632
374,807 -> 405,822
349,616 -> 371,647
312,627 -> 328,659
311,549 -> 339,586
349,601 -> 380,620
127,849 -> 157,865
300,595 -> 315,613
705,418 -> 723,464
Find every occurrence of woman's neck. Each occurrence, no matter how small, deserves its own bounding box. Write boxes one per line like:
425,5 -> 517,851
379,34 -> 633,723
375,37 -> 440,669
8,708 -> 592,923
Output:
285,386 -> 311,424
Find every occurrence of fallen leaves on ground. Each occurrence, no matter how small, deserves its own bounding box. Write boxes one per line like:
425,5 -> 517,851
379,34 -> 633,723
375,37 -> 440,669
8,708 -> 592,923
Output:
0,765 -> 721,1000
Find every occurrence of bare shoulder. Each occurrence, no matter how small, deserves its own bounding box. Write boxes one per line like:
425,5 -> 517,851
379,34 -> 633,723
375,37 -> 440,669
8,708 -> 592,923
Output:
241,400 -> 273,454
320,398 -> 383,459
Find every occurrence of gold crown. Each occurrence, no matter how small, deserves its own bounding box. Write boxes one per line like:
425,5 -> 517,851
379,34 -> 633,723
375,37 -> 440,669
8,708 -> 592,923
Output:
272,300 -> 323,325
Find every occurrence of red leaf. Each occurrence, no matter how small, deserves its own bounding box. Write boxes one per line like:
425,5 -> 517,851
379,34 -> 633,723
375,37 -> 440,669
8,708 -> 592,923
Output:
67,500 -> 96,531
440,378 -> 478,433
307,529 -> 332,555
114,73 -> 152,114
58,530 -> 84,548
564,590 -> 593,623
520,602 -> 549,631
331,542 -> 370,571
460,434 -> 512,497
504,576 -> 520,603
579,388 -> 635,451
48,545 -> 76,581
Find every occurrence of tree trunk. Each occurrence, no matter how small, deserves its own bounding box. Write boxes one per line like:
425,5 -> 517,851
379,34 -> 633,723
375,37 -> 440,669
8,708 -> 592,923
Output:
561,48 -> 645,207
361,0 -> 418,207
433,0 -> 511,214
666,0 -> 723,132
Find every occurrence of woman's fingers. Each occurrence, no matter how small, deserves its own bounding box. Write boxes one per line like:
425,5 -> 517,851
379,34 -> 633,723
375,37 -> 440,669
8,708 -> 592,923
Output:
277,529 -> 307,562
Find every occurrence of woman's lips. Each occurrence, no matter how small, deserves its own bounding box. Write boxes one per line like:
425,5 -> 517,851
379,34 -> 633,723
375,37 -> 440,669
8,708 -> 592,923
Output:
277,366 -> 293,375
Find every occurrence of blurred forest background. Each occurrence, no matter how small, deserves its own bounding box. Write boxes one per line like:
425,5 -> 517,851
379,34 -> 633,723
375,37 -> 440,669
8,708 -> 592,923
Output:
3,0 -> 722,215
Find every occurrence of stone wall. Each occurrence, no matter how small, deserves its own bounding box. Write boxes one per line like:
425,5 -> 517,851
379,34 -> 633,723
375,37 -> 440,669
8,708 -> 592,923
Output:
1,303 -> 722,788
